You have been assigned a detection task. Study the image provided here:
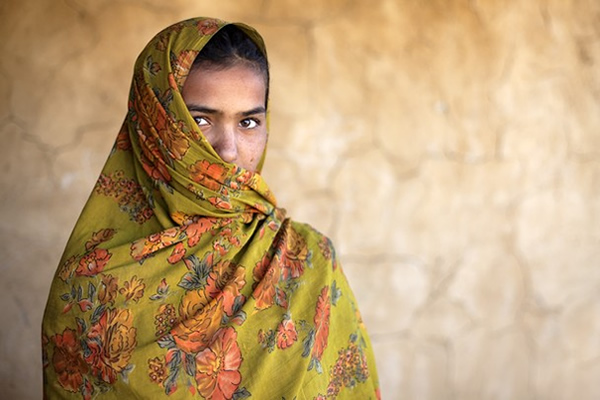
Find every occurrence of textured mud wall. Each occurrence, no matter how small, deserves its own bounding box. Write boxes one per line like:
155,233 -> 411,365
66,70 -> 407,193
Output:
2,0 -> 600,399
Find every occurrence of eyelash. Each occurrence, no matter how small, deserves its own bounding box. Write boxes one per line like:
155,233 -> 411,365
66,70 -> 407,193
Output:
192,117 -> 261,129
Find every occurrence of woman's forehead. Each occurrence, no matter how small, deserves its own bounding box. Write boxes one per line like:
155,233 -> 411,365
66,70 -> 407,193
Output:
182,65 -> 267,113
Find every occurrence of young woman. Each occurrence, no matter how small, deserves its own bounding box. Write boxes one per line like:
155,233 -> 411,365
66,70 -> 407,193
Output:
42,17 -> 380,399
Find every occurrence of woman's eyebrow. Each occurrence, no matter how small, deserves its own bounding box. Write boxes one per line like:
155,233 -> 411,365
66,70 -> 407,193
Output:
185,104 -> 265,117
240,106 -> 266,117
186,104 -> 221,114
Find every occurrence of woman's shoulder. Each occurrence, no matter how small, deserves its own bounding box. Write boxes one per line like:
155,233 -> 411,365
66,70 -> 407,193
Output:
287,219 -> 332,244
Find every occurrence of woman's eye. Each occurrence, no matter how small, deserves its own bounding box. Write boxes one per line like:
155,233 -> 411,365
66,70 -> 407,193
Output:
193,116 -> 209,127
239,118 -> 259,129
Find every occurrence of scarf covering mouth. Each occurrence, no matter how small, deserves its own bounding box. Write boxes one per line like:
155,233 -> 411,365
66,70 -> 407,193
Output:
42,17 -> 380,399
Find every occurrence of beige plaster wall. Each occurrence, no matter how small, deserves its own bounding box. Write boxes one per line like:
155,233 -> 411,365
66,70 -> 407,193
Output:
2,0 -> 600,399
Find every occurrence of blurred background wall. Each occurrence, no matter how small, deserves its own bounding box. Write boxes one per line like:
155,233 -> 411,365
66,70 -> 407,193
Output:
1,0 -> 600,398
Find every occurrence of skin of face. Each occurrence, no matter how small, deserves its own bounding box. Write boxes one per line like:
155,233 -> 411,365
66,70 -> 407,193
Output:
182,64 -> 268,172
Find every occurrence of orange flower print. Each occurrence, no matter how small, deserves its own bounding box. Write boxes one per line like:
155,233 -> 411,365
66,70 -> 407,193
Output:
219,227 -> 241,248
172,49 -> 200,90
214,242 -> 227,256
206,261 -> 246,316
189,160 -> 228,192
276,318 -> 298,350
172,294 -> 223,353
280,226 -> 310,280
154,303 -> 178,337
52,328 -> 88,392
98,274 -> 118,305
252,252 -> 270,282
115,124 -> 132,151
318,237 -> 332,259
94,170 -> 154,224
145,55 -> 161,75
197,19 -> 220,35
195,327 -> 242,400
312,286 -> 331,361
155,32 -> 169,51
233,168 -> 253,185
159,124 -> 190,161
180,119 -> 201,142
85,308 -> 137,384
75,248 -> 112,277
85,228 -> 116,252
139,135 -> 172,184
135,123 -> 172,184
257,329 -> 267,346
252,254 -> 281,311
153,108 -> 190,162
318,236 -> 337,270
81,379 -> 93,400
142,155 -> 171,184
167,73 -> 178,92
119,275 -> 145,303
167,242 -> 186,264
148,356 -> 167,387
209,196 -> 233,210
130,228 -> 180,261
148,278 -> 170,303
183,216 -> 220,247
171,211 -> 193,225
326,338 -> 370,397
58,255 -> 77,282
147,92 -> 169,129
136,81 -> 189,162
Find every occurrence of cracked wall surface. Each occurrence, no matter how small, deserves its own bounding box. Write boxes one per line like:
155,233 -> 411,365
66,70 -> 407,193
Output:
1,0 -> 600,398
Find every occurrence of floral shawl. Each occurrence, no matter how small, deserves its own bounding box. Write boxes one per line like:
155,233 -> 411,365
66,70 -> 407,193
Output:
42,17 -> 379,400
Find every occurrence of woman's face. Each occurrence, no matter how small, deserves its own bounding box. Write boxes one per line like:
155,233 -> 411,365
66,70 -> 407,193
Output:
182,64 -> 267,172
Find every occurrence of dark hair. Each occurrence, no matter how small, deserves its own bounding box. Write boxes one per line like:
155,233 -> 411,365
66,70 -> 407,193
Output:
192,25 -> 270,106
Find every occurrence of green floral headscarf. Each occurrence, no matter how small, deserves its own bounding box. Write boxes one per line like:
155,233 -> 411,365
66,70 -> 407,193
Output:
42,17 -> 380,400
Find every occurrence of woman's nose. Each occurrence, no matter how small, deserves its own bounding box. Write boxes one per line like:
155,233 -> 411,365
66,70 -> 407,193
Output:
213,125 -> 238,163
